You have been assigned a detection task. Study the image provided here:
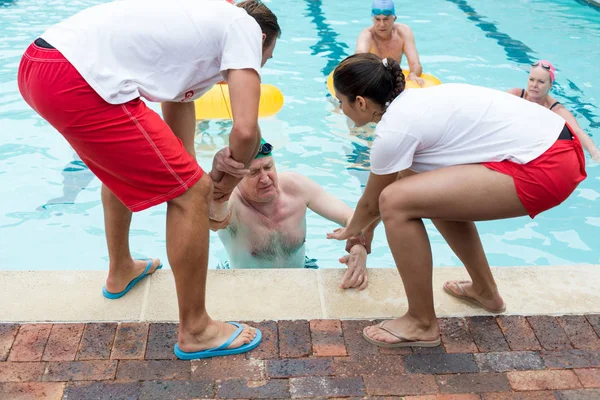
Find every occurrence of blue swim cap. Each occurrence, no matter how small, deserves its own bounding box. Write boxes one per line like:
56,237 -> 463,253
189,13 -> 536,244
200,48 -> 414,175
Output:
372,0 -> 395,16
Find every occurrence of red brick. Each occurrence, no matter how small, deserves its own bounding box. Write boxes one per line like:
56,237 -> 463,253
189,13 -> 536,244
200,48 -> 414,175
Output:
278,320 -> 311,358
586,315 -> 600,338
191,358 -> 265,380
0,382 -> 65,400
267,358 -> 334,378
482,392 -> 556,399
468,317 -> 510,352
140,380 -> 214,399
116,360 -> 190,381
379,346 -> 413,355
290,376 -> 365,398
440,318 -> 478,354
334,355 -> 405,377
558,316 -> 600,350
42,324 -> 84,361
507,370 -> 582,391
436,373 -> 510,393
527,316 -> 572,351
110,322 -> 149,360
405,395 -> 481,400
497,316 -> 542,351
42,360 -> 118,382
0,362 -> 46,382
574,368 -> 600,388
8,324 -> 52,361
244,320 -> 278,360
364,374 -> 437,396
0,324 -> 19,362
342,320 -> 379,356
146,323 -> 178,360
310,319 -> 347,357
76,322 -> 117,360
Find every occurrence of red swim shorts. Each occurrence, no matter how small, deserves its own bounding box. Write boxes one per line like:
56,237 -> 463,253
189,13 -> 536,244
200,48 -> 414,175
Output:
483,125 -> 587,218
17,42 -> 204,212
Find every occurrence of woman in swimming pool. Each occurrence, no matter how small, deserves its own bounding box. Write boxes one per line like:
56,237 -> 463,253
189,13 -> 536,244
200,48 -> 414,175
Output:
327,53 -> 587,348
508,60 -> 600,161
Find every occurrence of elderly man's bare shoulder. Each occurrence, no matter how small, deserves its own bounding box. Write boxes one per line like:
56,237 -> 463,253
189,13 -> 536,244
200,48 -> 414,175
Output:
279,172 -> 318,198
394,22 -> 414,35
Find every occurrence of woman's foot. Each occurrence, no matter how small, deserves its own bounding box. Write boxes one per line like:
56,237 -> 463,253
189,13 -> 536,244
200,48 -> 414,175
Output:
363,314 -> 440,348
178,319 -> 257,353
105,258 -> 162,294
443,280 -> 506,313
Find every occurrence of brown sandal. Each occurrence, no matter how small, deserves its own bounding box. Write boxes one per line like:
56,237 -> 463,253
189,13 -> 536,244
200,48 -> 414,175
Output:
443,280 -> 506,314
362,321 -> 441,348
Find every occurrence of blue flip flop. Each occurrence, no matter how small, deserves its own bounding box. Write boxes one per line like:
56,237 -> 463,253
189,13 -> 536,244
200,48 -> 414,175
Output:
173,322 -> 262,360
102,259 -> 162,299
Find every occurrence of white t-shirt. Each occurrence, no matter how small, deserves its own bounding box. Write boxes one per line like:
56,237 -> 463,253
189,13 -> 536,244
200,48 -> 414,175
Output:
370,83 -> 566,174
41,0 -> 262,104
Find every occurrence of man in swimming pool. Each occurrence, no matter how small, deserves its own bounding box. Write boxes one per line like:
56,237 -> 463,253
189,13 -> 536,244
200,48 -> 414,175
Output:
355,0 -> 424,86
209,142 -> 369,290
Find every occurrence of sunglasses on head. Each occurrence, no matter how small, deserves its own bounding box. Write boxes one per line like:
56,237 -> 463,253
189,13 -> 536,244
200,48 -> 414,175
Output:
258,142 -> 273,156
372,8 -> 395,16
532,62 -> 551,70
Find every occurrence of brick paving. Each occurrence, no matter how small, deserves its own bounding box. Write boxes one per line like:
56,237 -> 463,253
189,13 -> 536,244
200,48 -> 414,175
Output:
0,315 -> 599,399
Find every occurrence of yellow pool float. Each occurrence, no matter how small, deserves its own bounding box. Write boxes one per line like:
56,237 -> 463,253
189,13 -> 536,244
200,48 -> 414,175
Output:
326,70 -> 441,99
195,83 -> 284,120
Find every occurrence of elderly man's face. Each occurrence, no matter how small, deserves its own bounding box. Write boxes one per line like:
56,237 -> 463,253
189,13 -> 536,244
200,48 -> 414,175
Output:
239,157 -> 279,202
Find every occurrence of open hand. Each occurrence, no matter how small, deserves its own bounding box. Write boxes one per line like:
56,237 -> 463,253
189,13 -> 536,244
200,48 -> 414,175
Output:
339,246 -> 368,290
407,72 -> 425,87
327,227 -> 353,241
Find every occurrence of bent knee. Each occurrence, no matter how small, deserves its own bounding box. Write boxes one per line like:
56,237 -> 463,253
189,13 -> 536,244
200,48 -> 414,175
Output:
379,184 -> 412,220
169,173 -> 213,207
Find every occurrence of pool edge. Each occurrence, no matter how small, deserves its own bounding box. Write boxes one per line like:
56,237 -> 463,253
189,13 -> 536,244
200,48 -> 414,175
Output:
1,265 -> 598,322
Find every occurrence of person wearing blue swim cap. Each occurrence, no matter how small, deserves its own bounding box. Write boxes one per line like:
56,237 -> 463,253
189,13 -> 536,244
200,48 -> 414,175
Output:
356,0 -> 425,86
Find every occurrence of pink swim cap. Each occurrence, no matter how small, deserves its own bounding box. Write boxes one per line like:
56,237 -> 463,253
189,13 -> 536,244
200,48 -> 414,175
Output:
532,60 -> 555,83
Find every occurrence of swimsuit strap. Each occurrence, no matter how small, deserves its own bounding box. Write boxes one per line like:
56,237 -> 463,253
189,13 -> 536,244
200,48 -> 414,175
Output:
549,101 -> 560,110
520,88 -> 525,98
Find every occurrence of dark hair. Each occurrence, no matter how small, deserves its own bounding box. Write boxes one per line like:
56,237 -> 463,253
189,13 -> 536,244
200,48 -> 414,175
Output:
237,0 -> 281,47
333,53 -> 405,109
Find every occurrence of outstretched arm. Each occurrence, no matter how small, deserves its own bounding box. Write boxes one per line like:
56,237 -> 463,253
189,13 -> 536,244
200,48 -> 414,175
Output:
294,173 -> 354,226
554,105 -> 600,161
402,26 -> 423,86
327,172 -> 398,240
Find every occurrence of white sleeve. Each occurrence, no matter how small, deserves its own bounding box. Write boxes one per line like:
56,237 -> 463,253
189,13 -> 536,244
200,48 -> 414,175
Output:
220,17 -> 262,79
370,131 -> 421,175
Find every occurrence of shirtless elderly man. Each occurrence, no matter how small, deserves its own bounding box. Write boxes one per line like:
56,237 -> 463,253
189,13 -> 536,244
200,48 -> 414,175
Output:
209,141 -> 369,290
356,0 -> 424,86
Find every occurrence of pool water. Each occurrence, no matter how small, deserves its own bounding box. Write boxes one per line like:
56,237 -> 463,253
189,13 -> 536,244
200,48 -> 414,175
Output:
1,0 -> 599,270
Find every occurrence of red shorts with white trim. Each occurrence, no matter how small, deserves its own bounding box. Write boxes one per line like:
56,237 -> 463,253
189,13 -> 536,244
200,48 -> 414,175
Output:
482,125 -> 587,218
17,42 -> 203,212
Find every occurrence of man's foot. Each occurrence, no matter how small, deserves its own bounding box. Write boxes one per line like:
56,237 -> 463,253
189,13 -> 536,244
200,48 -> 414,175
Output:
363,314 -> 440,348
443,280 -> 506,313
105,258 -> 162,294
177,320 -> 258,357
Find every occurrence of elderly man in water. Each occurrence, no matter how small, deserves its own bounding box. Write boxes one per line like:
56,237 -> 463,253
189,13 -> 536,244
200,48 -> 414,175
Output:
208,140 -> 369,290
355,0 -> 424,86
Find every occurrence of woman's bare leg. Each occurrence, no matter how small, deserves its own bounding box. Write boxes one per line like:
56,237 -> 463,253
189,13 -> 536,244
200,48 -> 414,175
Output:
365,164 -> 527,345
432,220 -> 504,312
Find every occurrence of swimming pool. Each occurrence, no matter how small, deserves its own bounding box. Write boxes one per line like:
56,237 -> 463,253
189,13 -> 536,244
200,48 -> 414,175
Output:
0,0 -> 598,270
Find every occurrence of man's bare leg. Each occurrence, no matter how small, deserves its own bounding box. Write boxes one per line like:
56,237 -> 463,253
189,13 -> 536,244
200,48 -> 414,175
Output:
103,184 -> 161,293
168,174 -> 256,351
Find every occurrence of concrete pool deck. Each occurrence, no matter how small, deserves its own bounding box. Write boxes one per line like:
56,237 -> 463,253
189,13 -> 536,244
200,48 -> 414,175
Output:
1,265 -> 599,322
1,266 -> 599,399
